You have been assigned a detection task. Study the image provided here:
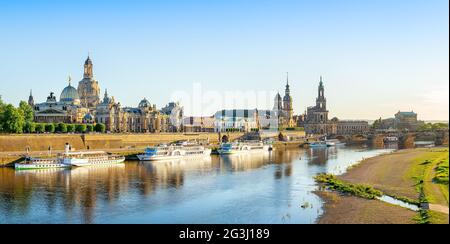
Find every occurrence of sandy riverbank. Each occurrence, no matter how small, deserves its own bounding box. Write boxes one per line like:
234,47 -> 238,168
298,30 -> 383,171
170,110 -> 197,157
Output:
316,147 -> 449,224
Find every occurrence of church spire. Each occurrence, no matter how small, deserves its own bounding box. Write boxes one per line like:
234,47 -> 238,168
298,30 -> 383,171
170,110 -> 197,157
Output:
28,89 -> 34,107
286,72 -> 289,86
285,72 -> 290,95
68,75 -> 72,86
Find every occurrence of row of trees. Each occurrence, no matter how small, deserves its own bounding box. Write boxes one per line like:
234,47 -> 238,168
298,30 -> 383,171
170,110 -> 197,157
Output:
0,96 -> 106,134
0,97 -> 33,133
25,122 -> 106,134
417,123 -> 449,132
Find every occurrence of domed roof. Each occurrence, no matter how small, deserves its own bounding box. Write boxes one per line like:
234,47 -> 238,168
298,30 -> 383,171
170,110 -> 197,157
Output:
60,83 -> 80,103
139,98 -> 151,108
83,113 -> 94,120
85,56 -> 93,65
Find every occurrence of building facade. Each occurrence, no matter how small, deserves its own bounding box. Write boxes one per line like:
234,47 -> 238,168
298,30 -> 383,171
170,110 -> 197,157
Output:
273,74 -> 296,128
304,77 -> 369,136
78,56 -> 101,109
30,56 -> 180,133
33,78 -> 89,124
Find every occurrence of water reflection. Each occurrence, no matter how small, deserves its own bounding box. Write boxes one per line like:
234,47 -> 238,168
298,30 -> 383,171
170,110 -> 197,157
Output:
0,146 -> 393,223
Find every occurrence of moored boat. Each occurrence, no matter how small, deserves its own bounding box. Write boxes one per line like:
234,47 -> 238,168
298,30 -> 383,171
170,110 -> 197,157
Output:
15,157 -> 69,170
217,141 -> 271,155
137,142 -> 212,161
60,144 -> 125,167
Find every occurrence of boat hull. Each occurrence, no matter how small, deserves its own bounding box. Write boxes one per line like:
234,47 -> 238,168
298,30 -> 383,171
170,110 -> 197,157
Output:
63,157 -> 125,167
15,163 -> 69,170
138,149 -> 212,161
217,145 -> 271,155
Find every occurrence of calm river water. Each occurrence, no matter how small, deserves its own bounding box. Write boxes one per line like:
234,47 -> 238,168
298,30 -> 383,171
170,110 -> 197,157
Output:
0,146 -> 393,223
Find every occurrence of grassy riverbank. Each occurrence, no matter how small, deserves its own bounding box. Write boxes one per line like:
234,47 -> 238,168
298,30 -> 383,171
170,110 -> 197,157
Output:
316,147 -> 449,224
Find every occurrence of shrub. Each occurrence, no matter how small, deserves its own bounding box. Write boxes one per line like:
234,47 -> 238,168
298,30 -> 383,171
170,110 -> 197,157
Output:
75,124 -> 87,133
45,123 -> 55,133
66,124 -> 75,133
56,123 -> 68,133
94,123 -> 106,133
86,124 -> 94,133
24,122 -> 36,133
35,123 -> 45,133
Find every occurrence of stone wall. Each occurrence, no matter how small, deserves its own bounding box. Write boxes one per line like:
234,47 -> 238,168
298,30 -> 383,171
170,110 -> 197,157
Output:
0,133 -> 247,152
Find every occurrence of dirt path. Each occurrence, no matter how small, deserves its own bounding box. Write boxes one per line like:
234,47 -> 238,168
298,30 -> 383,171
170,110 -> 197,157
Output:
316,191 -> 416,224
338,149 -> 426,199
429,204 -> 449,214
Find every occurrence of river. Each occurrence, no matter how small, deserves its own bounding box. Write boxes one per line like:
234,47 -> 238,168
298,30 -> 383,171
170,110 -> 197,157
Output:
0,145 -> 393,223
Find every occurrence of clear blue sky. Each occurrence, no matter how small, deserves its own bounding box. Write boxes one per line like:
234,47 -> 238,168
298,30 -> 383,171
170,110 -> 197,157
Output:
0,0 -> 448,120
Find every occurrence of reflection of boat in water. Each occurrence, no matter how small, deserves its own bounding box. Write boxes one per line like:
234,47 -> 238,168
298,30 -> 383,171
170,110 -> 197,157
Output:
14,167 -> 68,175
137,142 -> 211,161
61,144 -> 125,167
308,141 -> 328,148
15,157 -> 69,170
69,163 -> 126,176
220,151 -> 271,171
217,141 -> 271,155
308,139 -> 345,148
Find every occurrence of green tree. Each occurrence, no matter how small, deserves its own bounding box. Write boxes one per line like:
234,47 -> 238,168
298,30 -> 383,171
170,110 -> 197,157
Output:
18,101 -> 34,124
86,124 -> 94,133
67,124 -> 75,133
56,123 -> 68,133
45,123 -> 55,133
0,96 -> 5,132
95,123 -> 106,133
35,123 -> 45,133
1,104 -> 25,133
75,124 -> 87,133
24,121 -> 36,133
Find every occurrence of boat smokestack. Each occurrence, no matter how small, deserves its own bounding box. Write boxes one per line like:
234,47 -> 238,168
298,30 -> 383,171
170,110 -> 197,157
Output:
65,143 -> 70,154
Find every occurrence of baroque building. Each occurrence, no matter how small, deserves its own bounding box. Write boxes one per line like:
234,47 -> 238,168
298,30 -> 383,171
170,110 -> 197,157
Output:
273,73 -> 296,128
304,77 -> 369,135
33,77 -> 89,123
78,56 -> 101,109
29,56 -> 182,133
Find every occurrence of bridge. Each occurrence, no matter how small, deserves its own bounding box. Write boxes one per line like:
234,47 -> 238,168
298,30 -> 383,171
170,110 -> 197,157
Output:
331,130 -> 449,148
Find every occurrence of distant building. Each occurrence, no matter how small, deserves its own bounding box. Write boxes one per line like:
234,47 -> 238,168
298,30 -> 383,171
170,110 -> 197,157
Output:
273,73 -> 296,128
29,56 -> 182,134
78,56 -> 101,109
28,90 -> 34,107
160,102 -> 184,132
304,77 -> 369,136
183,116 -> 215,132
304,77 -> 335,135
33,77 -> 89,123
214,109 -> 259,132
378,111 -> 424,131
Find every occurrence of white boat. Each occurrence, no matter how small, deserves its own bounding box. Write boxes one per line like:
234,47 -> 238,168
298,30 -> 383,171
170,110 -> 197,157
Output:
137,142 -> 212,161
15,157 -> 69,170
384,136 -> 399,143
60,144 -> 125,167
217,141 -> 271,155
325,139 -> 345,147
308,141 -> 328,148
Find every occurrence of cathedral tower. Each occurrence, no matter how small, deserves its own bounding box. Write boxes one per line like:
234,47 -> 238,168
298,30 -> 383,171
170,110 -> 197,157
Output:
282,73 -> 294,127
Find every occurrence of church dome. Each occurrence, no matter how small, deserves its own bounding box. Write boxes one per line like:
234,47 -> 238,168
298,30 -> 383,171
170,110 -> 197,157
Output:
139,98 -> 151,108
60,83 -> 80,103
